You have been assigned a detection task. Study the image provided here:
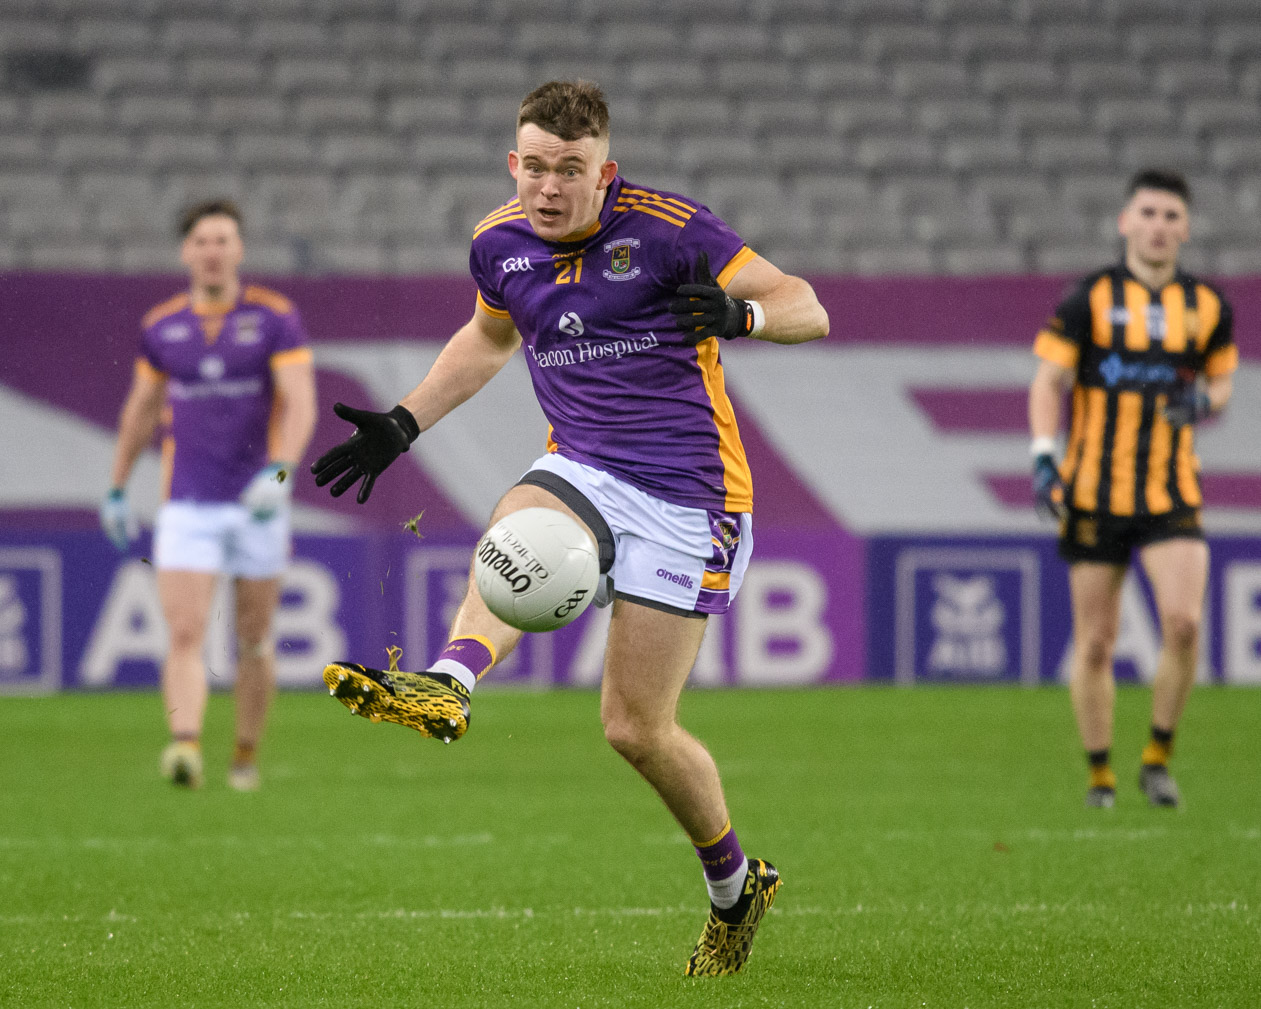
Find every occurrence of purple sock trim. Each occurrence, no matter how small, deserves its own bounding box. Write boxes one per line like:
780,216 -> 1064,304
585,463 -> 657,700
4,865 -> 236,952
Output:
436,637 -> 494,679
695,824 -> 745,882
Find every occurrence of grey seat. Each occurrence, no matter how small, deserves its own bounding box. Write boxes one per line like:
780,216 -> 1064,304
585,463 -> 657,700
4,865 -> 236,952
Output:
386,96 -> 465,132
1064,61 -> 1149,98
165,171 -> 249,207
448,59 -> 533,96
1028,134 -> 1115,173
1,17 -> 70,49
1003,99 -> 1086,134
890,61 -> 971,99
909,207 -> 998,244
803,62 -> 885,98
1037,24 -> 1122,61
1118,135 -> 1203,173
978,61 -> 1061,99
699,175 -> 786,221
942,136 -> 1025,173
0,173 -> 64,204
341,173 -> 450,241
940,244 -> 1027,276
411,134 -> 497,173
855,134 -> 936,173
764,135 -> 849,173
271,58 -> 355,94
206,95 -> 287,129
319,133 -> 406,171
653,98 -> 732,135
727,206 -> 820,248
613,134 -> 679,177
716,61 -> 797,97
971,175 -> 1056,214
690,25 -> 771,60
853,245 -> 936,276
677,137 -> 760,173
422,22 -> 507,60
138,132 -> 224,169
916,98 -> 996,136
1006,208 -> 1096,244
949,23 -> 1030,61
1128,25 -> 1208,60
1094,98 -> 1177,134
71,17 -> 154,53
27,93 -> 111,129
1061,174 -> 1127,217
161,18 -> 245,54
27,241 -> 116,271
293,95 -> 378,130
1156,62 -> 1235,98
392,245 -> 471,275
742,97 -> 823,134
116,95 -> 203,129
1209,137 -> 1261,173
792,174 -> 874,212
1183,98 -> 1261,134
358,58 -> 444,95
1033,242 -> 1119,275
336,18 -> 418,55
49,132 -> 132,168
827,98 -> 909,135
317,242 -> 390,274
513,21 -> 595,58
184,57 -> 267,93
779,24 -> 858,60
249,19 -> 331,54
882,176 -> 967,215
1215,245 -> 1261,276
5,196 -> 82,239
93,56 -> 177,92
629,63 -> 708,99
821,208 -> 906,249
1210,22 -> 1261,60
862,25 -> 944,61
232,132 -> 319,169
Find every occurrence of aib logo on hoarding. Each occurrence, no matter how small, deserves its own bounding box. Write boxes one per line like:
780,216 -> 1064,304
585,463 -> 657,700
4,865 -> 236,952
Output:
895,547 -> 1039,685
0,549 -> 61,694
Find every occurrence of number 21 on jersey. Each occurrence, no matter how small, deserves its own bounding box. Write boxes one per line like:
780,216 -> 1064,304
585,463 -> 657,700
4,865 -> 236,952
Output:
553,256 -> 583,284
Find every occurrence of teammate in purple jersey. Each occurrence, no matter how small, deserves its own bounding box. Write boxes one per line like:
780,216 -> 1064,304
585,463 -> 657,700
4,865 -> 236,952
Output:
102,199 -> 316,792
311,81 -> 828,976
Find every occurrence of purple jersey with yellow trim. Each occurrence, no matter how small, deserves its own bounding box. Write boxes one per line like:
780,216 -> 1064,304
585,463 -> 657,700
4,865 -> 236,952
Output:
138,285 -> 311,503
469,176 -> 755,512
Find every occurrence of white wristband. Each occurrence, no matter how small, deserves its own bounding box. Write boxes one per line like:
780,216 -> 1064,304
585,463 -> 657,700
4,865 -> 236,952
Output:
747,299 -> 765,337
1030,436 -> 1057,458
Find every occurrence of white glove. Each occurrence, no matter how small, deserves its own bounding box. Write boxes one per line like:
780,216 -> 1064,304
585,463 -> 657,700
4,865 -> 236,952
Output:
100,488 -> 138,551
240,462 -> 293,520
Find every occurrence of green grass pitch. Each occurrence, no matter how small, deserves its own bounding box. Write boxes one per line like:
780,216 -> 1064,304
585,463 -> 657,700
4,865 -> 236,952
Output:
2,685 -> 1257,1008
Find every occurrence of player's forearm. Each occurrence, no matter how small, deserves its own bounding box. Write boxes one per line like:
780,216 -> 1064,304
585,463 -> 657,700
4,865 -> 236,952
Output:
1028,372 -> 1064,443
109,394 -> 163,488
268,382 -> 317,467
400,321 -> 520,432
749,276 -> 829,345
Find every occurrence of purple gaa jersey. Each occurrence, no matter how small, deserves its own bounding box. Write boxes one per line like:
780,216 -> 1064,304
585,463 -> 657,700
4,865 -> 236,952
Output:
469,176 -> 755,513
137,285 -> 312,503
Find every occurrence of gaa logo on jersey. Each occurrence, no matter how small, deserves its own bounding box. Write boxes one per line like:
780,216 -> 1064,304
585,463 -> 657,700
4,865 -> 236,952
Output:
199,355 -> 226,380
602,238 -> 641,282
502,256 -> 534,273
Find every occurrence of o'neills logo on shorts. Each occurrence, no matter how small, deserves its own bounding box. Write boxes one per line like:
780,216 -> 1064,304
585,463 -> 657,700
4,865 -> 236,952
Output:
656,568 -> 694,589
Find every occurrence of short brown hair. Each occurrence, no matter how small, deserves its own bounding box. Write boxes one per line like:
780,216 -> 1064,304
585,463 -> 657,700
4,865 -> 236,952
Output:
1127,168 -> 1191,206
179,198 -> 243,237
517,80 -> 609,142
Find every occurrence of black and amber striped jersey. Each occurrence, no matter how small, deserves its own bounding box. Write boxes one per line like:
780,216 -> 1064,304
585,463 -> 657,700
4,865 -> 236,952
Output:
1034,263 -> 1237,518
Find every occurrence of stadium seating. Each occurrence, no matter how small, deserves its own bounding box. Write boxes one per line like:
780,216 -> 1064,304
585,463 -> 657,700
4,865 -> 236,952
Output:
2,0 -> 1260,274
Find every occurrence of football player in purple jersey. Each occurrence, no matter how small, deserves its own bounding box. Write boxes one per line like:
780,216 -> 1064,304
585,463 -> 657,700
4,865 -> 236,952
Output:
103,199 -> 316,792
312,81 -> 828,975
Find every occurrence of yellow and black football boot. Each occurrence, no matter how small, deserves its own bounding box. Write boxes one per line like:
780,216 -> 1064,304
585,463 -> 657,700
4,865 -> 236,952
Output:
684,858 -> 781,977
323,648 -> 470,743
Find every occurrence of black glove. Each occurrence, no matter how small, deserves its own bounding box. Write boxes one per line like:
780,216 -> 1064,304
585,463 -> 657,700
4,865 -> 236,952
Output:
310,402 -> 419,504
1163,384 -> 1213,428
1032,453 -> 1066,521
669,251 -> 756,344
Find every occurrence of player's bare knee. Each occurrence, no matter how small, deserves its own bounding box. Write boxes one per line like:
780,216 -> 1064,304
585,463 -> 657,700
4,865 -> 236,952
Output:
1074,632 -> 1116,673
602,715 -> 666,767
236,632 -> 274,661
1160,611 -> 1199,654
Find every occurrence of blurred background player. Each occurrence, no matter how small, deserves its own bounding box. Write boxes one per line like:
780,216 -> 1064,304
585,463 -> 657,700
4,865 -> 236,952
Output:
101,199 -> 316,791
1028,169 -> 1237,809
311,80 -> 828,975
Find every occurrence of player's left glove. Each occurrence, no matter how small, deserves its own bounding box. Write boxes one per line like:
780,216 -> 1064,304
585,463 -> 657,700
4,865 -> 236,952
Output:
1162,383 -> 1213,427
670,251 -> 761,344
99,487 -> 138,552
310,402 -> 420,505
1032,453 -> 1066,522
240,462 -> 293,520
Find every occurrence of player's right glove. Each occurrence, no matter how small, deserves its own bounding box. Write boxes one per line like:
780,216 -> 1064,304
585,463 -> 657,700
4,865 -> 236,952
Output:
1032,453 -> 1066,521
669,251 -> 759,344
311,402 -> 420,505
100,487 -> 137,551
1162,383 -> 1213,428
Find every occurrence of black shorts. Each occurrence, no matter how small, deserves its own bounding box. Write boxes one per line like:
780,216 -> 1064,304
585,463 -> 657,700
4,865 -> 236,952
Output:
1058,508 -> 1203,566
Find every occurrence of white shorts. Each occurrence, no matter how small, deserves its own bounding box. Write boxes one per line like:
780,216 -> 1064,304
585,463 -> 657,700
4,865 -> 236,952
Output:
520,454 -> 753,616
154,501 -> 291,579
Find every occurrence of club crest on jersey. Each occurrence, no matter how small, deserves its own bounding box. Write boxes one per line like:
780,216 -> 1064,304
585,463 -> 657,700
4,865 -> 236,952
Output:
160,322 -> 191,342
233,313 -> 262,344
602,238 -> 641,282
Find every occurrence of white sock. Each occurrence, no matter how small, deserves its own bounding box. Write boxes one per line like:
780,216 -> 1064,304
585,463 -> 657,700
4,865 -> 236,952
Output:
428,658 -> 477,694
706,856 -> 749,909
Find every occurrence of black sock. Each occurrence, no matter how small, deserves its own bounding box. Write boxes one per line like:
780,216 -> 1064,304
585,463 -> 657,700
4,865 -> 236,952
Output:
1087,748 -> 1110,769
1151,726 -> 1174,746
